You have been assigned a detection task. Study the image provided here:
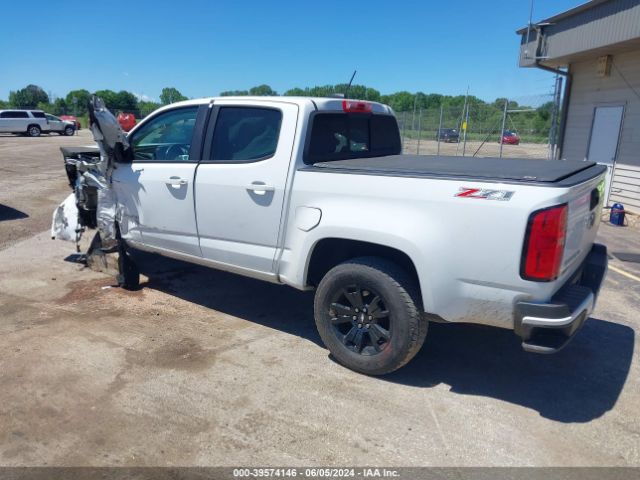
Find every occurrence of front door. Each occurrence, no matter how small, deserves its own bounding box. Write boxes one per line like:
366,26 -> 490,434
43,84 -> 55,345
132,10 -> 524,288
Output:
587,105 -> 624,205
46,115 -> 64,132
113,105 -> 201,256
195,101 -> 298,273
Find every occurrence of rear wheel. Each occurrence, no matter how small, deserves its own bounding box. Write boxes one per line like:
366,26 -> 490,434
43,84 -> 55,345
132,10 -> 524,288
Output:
314,257 -> 427,375
27,125 -> 41,137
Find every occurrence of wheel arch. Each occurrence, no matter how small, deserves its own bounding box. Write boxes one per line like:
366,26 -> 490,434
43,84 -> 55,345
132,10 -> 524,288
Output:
305,237 -> 425,311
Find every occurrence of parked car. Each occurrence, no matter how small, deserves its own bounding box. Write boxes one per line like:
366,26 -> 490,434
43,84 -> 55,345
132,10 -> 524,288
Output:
117,112 -> 136,132
436,128 -> 459,143
500,130 -> 520,145
54,96 -> 607,375
0,109 -> 48,136
60,115 -> 81,130
45,114 -> 76,136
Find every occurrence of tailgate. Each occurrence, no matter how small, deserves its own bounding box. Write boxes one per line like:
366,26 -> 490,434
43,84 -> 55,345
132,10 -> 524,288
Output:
561,173 -> 606,277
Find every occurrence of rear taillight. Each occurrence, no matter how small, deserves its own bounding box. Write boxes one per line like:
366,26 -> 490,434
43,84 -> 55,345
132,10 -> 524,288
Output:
521,204 -> 568,281
342,100 -> 372,113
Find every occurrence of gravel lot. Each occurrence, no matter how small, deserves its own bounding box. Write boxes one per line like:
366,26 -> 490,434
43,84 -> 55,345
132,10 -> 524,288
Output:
0,132 -> 638,467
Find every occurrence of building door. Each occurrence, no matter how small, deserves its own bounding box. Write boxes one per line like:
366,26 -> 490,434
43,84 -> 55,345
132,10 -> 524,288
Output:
587,105 -> 624,205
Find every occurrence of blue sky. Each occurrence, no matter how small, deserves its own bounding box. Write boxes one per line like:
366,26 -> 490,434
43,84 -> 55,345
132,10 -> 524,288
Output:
0,0 -> 580,103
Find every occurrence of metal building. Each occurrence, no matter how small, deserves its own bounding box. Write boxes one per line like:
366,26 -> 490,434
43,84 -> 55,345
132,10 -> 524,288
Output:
518,0 -> 640,213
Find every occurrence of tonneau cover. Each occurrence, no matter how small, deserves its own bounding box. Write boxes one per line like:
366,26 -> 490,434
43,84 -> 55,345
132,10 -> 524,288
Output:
311,155 -> 602,185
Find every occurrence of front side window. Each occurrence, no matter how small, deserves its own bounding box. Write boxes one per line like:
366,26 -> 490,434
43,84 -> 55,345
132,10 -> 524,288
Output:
130,107 -> 198,161
46,114 -> 60,121
210,107 -> 282,162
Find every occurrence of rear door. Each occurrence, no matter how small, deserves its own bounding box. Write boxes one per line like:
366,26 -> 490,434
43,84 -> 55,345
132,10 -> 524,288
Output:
195,100 -> 298,273
587,105 -> 624,205
0,110 -> 29,132
112,105 -> 203,256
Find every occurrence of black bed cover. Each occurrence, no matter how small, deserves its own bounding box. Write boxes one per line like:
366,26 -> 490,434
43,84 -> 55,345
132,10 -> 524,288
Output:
307,155 -> 605,187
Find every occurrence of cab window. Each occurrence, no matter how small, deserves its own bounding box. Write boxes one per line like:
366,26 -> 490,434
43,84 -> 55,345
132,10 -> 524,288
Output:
210,107 -> 282,162
130,107 -> 198,162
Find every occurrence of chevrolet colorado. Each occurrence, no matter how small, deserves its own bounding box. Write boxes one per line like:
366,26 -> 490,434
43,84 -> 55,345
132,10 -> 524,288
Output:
52,96 -> 608,375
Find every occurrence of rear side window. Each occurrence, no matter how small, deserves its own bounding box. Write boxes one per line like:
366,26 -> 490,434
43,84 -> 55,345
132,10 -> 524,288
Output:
0,111 -> 29,118
31,111 -> 46,118
306,113 -> 401,164
210,107 -> 282,162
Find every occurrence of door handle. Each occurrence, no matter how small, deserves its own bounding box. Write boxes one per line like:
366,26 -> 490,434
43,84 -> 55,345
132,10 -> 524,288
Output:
246,182 -> 275,194
166,176 -> 188,186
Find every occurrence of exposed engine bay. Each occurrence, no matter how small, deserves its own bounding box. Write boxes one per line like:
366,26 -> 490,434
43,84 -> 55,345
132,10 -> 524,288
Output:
51,96 -> 138,288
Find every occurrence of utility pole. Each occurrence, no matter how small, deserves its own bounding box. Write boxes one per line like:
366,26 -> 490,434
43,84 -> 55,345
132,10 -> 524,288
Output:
457,86 -> 469,155
549,74 -> 562,160
437,104 -> 443,156
401,111 -> 407,150
462,102 -> 470,156
499,99 -> 508,158
412,94 -> 418,132
417,108 -> 422,155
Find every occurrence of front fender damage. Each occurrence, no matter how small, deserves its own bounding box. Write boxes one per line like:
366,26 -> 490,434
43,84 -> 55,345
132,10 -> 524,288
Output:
51,95 -> 138,288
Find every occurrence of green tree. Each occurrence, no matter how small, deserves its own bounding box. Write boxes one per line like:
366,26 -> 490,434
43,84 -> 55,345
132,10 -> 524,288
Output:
36,101 -> 53,113
138,101 -> 162,117
383,91 -> 414,111
220,89 -> 249,96
94,89 -> 118,110
248,84 -> 277,96
283,87 -> 307,96
160,87 -> 187,105
65,89 -> 91,115
9,84 -> 49,108
93,90 -> 138,113
114,90 -> 138,112
53,98 -> 68,116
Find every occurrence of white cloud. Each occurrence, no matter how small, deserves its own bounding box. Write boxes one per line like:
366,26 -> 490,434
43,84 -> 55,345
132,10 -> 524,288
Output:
133,92 -> 158,103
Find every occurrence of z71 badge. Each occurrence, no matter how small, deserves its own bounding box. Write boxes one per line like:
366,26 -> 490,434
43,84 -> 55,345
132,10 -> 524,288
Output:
455,187 -> 515,201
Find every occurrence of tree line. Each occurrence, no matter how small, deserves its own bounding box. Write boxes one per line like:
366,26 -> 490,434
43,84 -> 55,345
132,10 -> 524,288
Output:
0,83 -> 555,138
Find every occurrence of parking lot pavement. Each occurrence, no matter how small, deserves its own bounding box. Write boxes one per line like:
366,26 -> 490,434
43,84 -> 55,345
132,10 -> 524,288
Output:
0,130 -> 95,250
0,136 -> 639,467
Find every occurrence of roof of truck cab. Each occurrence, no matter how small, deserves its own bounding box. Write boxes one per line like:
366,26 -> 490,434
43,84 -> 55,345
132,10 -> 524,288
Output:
164,96 -> 393,113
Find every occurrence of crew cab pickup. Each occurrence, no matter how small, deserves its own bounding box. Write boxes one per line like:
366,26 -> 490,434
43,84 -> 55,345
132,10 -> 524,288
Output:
53,96 -> 608,375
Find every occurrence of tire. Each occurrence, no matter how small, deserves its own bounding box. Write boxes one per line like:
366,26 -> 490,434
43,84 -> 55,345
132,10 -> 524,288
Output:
64,126 -> 74,136
314,257 -> 428,375
27,125 -> 41,137
117,246 -> 140,290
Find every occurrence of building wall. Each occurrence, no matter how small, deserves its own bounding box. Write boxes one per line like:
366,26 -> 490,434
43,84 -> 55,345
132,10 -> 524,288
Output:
562,49 -> 640,212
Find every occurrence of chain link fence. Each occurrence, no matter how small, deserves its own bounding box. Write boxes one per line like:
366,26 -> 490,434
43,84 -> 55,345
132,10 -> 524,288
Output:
396,92 -> 559,160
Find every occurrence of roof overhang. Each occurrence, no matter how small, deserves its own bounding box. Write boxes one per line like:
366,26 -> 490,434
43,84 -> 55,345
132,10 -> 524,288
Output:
517,0 -> 640,68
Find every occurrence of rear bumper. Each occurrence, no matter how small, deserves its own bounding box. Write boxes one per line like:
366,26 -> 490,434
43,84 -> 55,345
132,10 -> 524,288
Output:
514,243 -> 608,354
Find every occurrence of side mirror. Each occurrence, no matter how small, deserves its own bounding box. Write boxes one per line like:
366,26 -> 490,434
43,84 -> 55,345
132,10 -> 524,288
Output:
114,142 -> 134,163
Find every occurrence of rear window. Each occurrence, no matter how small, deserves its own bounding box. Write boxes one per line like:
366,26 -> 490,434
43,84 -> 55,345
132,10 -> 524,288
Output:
31,111 -> 46,118
0,111 -> 29,118
305,113 -> 400,164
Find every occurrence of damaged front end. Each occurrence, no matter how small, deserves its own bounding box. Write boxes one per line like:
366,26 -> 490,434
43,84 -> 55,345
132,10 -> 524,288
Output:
51,96 -> 139,288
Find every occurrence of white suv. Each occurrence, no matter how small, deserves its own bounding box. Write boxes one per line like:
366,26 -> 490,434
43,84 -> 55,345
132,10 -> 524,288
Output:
0,109 -> 62,137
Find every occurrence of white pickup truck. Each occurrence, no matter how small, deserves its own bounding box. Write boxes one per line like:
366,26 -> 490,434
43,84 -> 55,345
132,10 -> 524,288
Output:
53,95 -> 608,375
